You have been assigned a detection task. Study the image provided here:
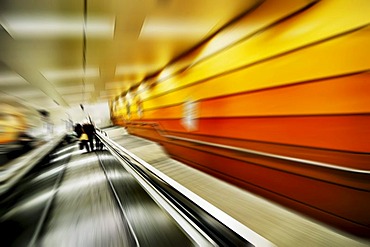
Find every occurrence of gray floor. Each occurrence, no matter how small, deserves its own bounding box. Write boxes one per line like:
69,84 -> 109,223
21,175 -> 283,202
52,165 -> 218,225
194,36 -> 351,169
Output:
105,126 -> 370,247
39,151 -> 135,247
0,138 -> 198,247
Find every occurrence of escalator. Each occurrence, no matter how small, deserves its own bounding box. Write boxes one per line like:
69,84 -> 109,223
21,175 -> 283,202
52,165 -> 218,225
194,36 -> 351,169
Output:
0,136 -> 242,246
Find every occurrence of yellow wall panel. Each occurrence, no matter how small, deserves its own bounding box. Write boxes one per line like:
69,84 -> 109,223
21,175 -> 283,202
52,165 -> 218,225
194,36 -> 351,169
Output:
190,0 -> 316,64
199,73 -> 370,117
119,2 -> 370,232
144,0 -> 370,101
186,0 -> 370,80
144,0 -> 317,100
144,27 -> 370,109
142,72 -> 370,119
144,105 -> 183,119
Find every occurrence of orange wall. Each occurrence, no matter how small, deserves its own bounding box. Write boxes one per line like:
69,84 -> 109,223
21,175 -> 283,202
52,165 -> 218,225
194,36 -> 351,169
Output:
112,0 -> 370,154
112,0 -> 370,237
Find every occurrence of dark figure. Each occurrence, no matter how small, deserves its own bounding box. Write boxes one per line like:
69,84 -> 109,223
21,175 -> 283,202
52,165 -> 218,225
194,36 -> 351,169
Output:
83,123 -> 95,151
79,131 -> 90,152
74,124 -> 83,138
18,132 -> 34,153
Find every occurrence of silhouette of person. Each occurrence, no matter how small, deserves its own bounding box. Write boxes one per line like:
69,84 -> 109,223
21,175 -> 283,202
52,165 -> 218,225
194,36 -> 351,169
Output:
74,124 -> 83,138
83,123 -> 95,151
79,129 -> 90,152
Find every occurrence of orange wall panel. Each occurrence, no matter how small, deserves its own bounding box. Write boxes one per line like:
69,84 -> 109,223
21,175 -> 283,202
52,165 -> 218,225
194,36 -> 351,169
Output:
147,0 -> 316,99
143,72 -> 370,119
114,1 -> 370,237
185,0 -> 370,82
146,0 -> 370,102
154,115 -> 370,153
144,104 -> 182,120
199,72 -> 370,116
144,27 -> 370,110
163,142 -> 370,237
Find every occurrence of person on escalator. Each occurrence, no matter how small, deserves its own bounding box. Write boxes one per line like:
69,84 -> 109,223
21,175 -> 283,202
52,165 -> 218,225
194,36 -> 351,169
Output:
74,123 -> 83,138
83,123 -> 95,151
79,130 -> 90,152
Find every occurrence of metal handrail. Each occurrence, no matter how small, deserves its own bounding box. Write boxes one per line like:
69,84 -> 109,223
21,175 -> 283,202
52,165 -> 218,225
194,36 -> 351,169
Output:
125,121 -> 167,136
0,133 -> 65,195
96,130 -> 274,247
95,131 -> 223,247
125,121 -> 370,175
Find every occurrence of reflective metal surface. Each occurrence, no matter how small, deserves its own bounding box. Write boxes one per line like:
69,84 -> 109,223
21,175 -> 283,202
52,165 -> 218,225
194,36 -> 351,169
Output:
104,126 -> 370,247
0,144 -> 71,247
1,141 -> 197,246
39,151 -> 137,247
98,151 -> 195,247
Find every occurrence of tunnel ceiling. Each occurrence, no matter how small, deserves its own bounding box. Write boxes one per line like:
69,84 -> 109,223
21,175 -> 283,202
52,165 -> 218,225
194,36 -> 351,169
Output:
0,0 -> 261,111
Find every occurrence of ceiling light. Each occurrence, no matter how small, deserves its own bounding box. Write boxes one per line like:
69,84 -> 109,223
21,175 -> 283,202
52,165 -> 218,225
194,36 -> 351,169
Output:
1,87 -> 46,98
14,90 -> 46,98
30,97 -> 55,104
42,68 -> 100,81
140,17 -> 213,38
63,93 -> 91,101
105,81 -> 124,90
115,65 -> 158,75
100,90 -> 116,97
57,84 -> 95,94
0,73 -> 28,86
0,14 -> 115,39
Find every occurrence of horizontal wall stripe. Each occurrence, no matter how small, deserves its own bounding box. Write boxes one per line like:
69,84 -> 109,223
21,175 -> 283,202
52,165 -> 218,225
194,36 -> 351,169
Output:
188,0 -> 318,66
178,2 -> 370,88
113,1 -> 370,237
126,126 -> 370,201
140,115 -> 370,153
163,143 -> 370,228
144,0 -> 370,102
142,72 -> 370,119
143,26 -> 370,110
152,0 -> 317,85
125,122 -> 370,169
162,138 -> 370,189
137,70 -> 367,113
156,130 -> 370,170
144,104 -> 183,119
121,122 -> 370,235
199,71 -> 370,117
163,139 -> 370,189
124,123 -> 370,178
169,152 -> 370,238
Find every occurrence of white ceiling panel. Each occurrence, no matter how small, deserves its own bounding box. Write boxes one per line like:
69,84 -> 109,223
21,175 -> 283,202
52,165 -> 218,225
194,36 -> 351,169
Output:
0,14 -> 115,39
3,89 -> 46,99
0,72 -> 29,86
0,0 -> 261,109
56,84 -> 95,95
42,68 -> 100,82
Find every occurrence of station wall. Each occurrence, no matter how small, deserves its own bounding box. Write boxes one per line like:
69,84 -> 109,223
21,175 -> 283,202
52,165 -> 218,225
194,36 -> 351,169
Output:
112,0 -> 370,237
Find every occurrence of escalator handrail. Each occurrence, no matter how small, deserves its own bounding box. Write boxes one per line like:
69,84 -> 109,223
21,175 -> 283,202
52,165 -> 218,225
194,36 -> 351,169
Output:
0,134 -> 66,195
96,131 -> 274,247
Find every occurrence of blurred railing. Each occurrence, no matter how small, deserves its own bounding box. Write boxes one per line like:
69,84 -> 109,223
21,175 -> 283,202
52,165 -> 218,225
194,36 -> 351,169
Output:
96,130 -> 273,246
0,134 -> 65,195
124,121 -> 370,175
